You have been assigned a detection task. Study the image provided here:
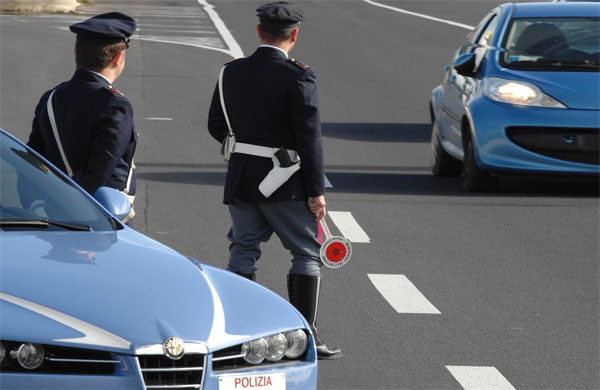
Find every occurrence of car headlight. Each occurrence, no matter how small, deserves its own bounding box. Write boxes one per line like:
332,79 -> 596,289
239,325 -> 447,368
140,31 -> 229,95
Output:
10,343 -> 45,369
241,330 -> 308,365
483,77 -> 566,108
1,340 -> 117,374
241,338 -> 268,364
284,329 -> 308,359
264,334 -> 287,361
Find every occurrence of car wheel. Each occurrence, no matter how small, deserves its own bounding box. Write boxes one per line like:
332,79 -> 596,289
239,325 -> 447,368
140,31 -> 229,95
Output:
461,133 -> 495,192
431,118 -> 461,177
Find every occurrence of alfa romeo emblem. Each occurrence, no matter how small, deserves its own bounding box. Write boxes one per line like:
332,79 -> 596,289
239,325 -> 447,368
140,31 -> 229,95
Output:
163,337 -> 184,360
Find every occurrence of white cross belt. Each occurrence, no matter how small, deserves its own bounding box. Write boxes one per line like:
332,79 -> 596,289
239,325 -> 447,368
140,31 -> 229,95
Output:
233,142 -> 298,160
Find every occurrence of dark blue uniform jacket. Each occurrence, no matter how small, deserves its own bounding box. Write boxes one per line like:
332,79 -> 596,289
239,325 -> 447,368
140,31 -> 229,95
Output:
28,69 -> 137,195
208,47 -> 324,204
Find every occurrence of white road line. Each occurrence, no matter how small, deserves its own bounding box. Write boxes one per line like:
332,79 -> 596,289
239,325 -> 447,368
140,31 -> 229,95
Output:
74,1 -> 242,58
368,274 -> 441,314
135,14 -> 207,18
446,366 -> 517,390
363,0 -> 474,31
87,6 -> 206,17
328,211 -> 370,243
324,174 -> 333,188
137,29 -> 217,34
197,0 -> 244,59
134,36 -> 228,54
139,23 -> 209,28
89,5 -> 202,11
145,117 -> 173,121
54,30 -> 224,53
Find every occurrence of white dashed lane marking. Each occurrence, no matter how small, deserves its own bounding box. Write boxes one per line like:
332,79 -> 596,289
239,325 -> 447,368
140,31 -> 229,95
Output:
446,366 -> 517,390
368,274 -> 441,314
328,211 -> 371,243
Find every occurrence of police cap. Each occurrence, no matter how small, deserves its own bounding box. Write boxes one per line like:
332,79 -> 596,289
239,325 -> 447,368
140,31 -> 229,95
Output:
256,2 -> 304,28
70,12 -> 136,44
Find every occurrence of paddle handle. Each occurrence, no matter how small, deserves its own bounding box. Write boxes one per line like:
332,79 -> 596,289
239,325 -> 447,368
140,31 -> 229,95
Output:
319,218 -> 332,239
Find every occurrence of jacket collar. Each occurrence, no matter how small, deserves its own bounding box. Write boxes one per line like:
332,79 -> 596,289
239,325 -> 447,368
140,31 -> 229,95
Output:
71,69 -> 112,86
254,46 -> 289,60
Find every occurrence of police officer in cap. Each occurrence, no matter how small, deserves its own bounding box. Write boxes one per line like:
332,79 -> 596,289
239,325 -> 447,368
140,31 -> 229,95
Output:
208,2 -> 341,359
28,12 -> 137,222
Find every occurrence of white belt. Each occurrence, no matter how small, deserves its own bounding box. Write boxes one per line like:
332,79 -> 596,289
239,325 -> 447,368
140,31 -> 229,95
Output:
232,142 -> 301,198
233,142 -> 298,160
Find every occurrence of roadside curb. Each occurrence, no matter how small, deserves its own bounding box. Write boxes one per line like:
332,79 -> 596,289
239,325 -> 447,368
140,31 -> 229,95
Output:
1,0 -> 80,14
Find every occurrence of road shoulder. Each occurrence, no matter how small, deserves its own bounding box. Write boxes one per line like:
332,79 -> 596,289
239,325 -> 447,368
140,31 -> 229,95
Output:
1,0 -> 79,14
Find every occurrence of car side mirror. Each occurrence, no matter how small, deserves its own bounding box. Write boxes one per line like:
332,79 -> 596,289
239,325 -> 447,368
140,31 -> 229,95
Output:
93,186 -> 132,222
453,53 -> 477,77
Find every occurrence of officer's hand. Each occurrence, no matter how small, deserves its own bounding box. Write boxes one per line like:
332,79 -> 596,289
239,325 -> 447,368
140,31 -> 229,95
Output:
308,195 -> 326,221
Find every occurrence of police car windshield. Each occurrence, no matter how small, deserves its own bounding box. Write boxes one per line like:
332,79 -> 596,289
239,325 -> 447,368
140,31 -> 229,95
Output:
500,17 -> 600,71
0,132 -> 116,231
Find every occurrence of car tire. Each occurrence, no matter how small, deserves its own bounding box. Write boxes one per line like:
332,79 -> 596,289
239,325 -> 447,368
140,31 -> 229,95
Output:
461,133 -> 495,192
431,119 -> 462,177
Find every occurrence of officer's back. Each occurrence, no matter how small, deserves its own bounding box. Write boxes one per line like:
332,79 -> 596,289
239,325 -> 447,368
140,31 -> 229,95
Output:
28,12 -> 137,198
37,75 -> 135,192
223,51 -> 311,149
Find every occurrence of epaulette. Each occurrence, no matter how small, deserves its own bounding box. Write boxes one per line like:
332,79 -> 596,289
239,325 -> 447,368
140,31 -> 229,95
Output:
224,58 -> 243,66
106,85 -> 125,96
289,58 -> 310,70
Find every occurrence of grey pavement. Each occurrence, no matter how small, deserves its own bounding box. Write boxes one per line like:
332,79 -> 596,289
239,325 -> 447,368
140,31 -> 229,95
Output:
1,1 -> 598,389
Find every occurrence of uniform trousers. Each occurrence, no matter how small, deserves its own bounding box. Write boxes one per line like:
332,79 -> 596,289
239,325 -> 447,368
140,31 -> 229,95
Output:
227,198 -> 322,276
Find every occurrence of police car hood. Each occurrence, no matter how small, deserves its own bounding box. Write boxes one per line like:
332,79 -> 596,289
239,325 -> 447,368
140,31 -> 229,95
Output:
0,229 -> 307,353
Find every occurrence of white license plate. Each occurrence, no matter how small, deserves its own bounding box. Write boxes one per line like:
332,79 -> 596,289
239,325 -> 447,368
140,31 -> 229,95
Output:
219,373 -> 286,390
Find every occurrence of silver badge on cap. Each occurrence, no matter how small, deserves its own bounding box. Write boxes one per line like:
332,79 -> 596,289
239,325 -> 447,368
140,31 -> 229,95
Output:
163,337 -> 184,360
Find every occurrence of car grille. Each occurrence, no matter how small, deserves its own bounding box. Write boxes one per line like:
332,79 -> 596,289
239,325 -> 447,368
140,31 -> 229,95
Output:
0,341 -> 119,375
137,353 -> 206,389
211,344 -> 307,371
506,126 -> 599,165
212,345 -> 248,371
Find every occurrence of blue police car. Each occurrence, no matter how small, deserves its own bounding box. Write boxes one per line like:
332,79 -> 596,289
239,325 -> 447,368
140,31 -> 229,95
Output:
430,2 -> 600,191
0,128 -> 317,389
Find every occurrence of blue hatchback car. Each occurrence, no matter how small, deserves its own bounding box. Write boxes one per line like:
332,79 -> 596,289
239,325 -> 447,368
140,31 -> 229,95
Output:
430,2 -> 600,191
0,129 -> 317,389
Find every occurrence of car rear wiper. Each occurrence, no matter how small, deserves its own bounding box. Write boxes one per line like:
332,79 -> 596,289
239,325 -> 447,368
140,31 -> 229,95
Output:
0,218 -> 92,231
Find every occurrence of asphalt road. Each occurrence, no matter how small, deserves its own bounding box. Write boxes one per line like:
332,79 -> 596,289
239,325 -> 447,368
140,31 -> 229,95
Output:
1,1 -> 599,389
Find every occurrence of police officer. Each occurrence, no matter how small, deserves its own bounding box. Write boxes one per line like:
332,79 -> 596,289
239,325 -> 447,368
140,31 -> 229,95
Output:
28,12 -> 137,222
208,2 -> 341,359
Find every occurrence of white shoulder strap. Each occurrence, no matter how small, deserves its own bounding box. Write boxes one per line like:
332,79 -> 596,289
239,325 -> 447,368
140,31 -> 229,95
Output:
46,89 -> 73,177
218,66 -> 234,137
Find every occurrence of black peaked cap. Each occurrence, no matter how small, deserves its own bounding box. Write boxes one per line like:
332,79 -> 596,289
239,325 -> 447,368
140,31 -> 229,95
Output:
256,2 -> 303,28
70,12 -> 136,41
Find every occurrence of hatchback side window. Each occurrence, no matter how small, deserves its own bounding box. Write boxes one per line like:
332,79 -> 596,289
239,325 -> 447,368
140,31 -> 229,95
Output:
477,15 -> 499,47
471,14 -> 499,68
458,11 -> 497,55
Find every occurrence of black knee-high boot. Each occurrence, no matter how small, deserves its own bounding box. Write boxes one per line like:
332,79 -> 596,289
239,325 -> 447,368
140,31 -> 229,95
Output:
287,274 -> 342,360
